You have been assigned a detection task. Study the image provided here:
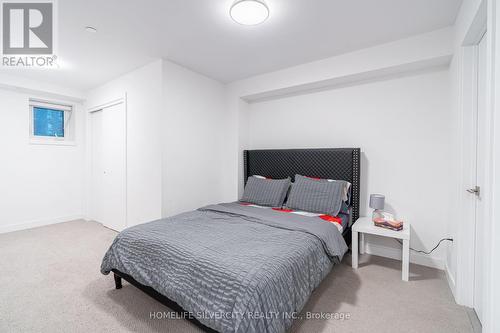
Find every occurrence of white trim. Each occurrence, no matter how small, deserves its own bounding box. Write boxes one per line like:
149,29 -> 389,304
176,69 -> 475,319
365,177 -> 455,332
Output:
86,94 -> 128,229
28,95 -> 78,110
456,45 -> 479,308
446,263 -> 457,298
30,99 -> 72,111
483,1 -> 500,331
29,139 -> 76,146
0,215 -> 84,234
363,242 -> 445,270
28,97 -> 77,145
455,1 -> 489,310
124,93 -> 128,229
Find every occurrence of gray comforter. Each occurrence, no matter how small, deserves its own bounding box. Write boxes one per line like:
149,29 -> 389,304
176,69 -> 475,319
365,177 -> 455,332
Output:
101,202 -> 347,333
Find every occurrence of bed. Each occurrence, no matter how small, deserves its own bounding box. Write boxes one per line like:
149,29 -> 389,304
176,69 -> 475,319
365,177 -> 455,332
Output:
101,148 -> 361,333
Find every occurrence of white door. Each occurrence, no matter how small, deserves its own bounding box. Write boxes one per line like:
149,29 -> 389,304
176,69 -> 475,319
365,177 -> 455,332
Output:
473,32 -> 487,323
90,102 -> 127,232
90,110 -> 104,223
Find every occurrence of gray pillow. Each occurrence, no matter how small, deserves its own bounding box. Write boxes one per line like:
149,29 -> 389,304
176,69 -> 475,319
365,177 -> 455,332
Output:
285,175 -> 345,216
241,176 -> 291,207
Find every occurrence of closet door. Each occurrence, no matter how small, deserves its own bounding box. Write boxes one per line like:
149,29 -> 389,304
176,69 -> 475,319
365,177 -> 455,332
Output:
102,102 -> 127,231
90,110 -> 105,224
90,102 -> 127,232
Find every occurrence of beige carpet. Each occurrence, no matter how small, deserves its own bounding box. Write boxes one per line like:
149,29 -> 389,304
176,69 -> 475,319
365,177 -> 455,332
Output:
0,220 -> 473,333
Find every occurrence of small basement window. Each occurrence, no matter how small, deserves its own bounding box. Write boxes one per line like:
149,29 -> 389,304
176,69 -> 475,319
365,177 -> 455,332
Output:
29,100 -> 75,145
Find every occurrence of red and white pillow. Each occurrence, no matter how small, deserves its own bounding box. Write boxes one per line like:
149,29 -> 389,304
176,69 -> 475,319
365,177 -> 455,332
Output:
239,202 -> 344,233
272,207 -> 344,233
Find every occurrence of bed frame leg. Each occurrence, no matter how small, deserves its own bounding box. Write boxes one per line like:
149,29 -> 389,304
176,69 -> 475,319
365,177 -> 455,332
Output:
114,273 -> 122,289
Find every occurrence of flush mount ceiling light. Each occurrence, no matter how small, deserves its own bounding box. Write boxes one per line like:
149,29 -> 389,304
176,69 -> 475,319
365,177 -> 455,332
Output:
230,0 -> 269,26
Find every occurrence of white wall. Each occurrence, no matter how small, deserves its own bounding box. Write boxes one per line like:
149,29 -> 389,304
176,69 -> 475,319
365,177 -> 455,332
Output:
225,29 -> 457,270
242,69 -> 452,268
86,60 -> 163,227
228,28 -> 455,199
0,89 -> 86,233
85,59 -> 234,223
0,73 -> 85,102
161,60 -> 232,216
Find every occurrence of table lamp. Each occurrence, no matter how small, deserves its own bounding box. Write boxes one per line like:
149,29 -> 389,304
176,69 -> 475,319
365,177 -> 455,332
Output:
369,194 -> 385,222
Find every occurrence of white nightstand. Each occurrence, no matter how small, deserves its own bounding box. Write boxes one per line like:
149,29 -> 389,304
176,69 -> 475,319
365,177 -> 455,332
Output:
351,216 -> 411,281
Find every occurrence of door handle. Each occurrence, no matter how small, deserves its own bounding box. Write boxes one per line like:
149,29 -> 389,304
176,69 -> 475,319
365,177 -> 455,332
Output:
467,186 -> 480,196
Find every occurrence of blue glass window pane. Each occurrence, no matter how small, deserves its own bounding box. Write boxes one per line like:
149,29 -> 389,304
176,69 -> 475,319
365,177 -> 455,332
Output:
33,107 -> 64,137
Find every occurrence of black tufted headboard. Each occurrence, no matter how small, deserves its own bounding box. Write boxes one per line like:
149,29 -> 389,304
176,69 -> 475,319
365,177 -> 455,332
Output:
243,148 -> 361,224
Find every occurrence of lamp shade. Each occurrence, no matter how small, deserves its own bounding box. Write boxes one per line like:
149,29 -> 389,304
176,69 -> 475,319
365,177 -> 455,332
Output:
369,194 -> 385,210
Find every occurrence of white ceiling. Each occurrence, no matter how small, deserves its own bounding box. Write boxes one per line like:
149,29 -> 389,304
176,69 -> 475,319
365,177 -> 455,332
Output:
0,0 -> 463,91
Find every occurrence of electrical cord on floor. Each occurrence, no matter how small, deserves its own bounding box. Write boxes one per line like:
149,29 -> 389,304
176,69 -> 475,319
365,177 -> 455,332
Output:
394,238 -> 453,255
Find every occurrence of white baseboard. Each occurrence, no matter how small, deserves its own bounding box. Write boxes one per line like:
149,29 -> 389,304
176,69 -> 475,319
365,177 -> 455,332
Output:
364,242 -> 445,270
445,263 -> 457,299
0,215 -> 84,234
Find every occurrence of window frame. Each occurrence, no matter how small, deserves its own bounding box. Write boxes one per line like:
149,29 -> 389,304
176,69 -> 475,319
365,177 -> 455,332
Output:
29,99 -> 76,146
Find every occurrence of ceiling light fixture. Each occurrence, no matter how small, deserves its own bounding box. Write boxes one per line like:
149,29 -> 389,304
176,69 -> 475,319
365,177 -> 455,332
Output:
230,0 -> 269,26
85,26 -> 97,33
